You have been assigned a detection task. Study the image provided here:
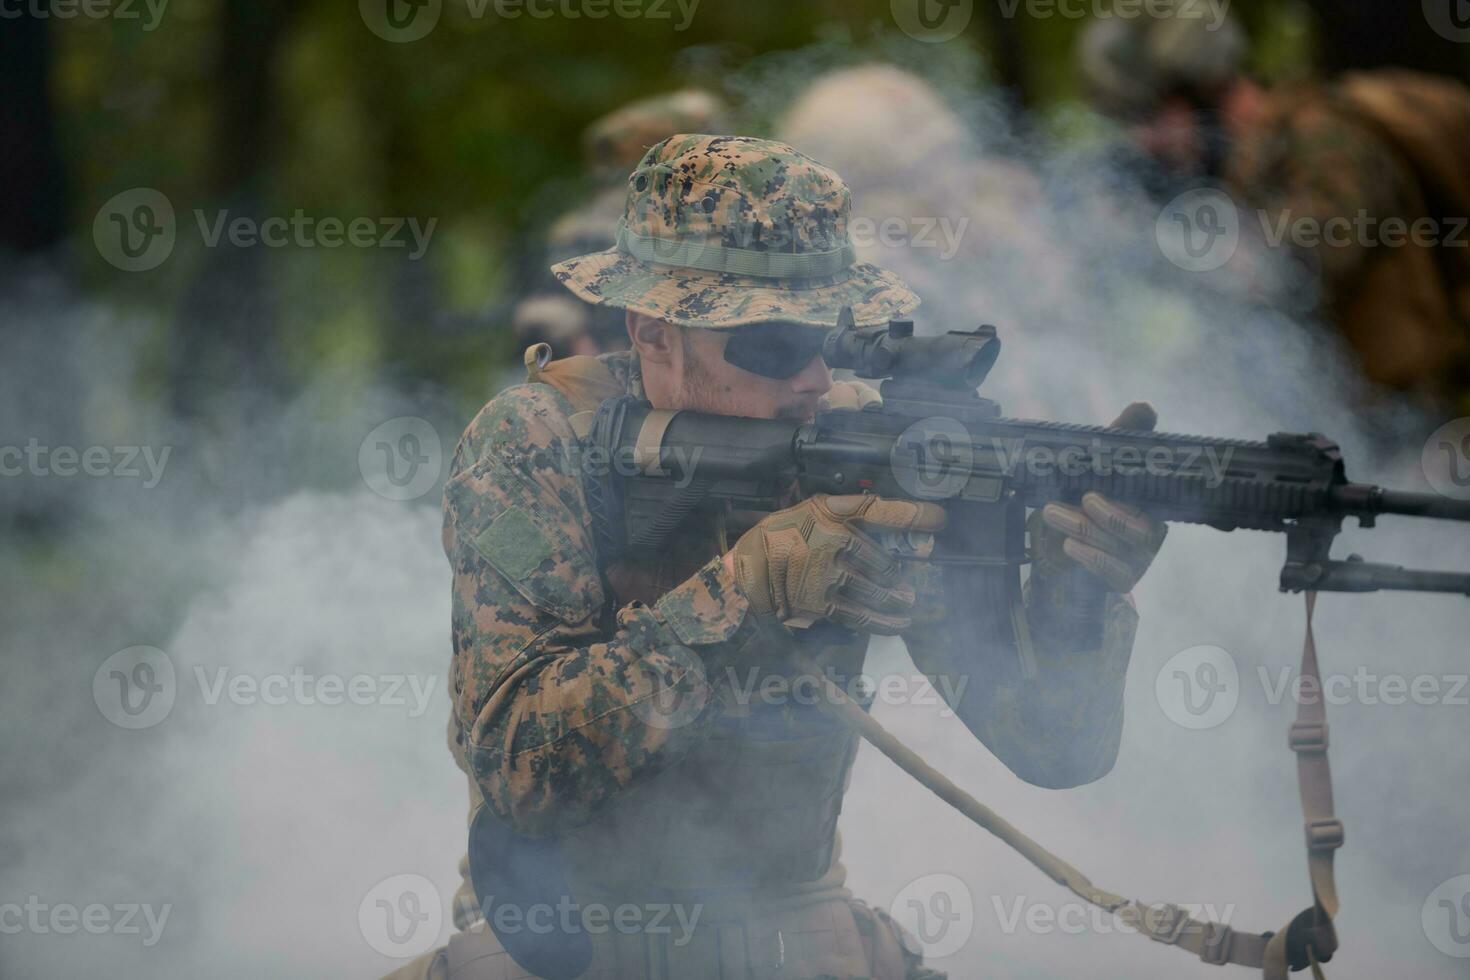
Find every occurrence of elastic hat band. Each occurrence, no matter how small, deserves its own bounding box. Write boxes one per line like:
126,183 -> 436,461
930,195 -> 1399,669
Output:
616,219 -> 857,280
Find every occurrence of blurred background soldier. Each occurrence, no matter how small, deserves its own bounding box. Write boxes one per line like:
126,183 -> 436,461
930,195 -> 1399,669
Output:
513,89 -> 729,359
1079,1 -> 1470,415
777,65 -> 1094,420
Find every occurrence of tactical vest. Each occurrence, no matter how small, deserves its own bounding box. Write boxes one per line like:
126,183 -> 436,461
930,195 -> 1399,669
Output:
519,345 -> 869,898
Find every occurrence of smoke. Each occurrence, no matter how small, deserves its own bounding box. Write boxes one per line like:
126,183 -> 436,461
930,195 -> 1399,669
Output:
773,59 -> 1470,980
4,41 -> 1469,980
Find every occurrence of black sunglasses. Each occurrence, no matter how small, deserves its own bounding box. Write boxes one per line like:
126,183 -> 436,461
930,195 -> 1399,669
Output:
721,322 -> 829,380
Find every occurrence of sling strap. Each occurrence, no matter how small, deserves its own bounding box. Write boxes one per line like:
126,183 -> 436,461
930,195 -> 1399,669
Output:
798,591 -> 1343,976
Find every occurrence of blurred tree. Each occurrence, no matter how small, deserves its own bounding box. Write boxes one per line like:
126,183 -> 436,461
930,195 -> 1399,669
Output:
1301,0 -> 1470,82
0,12 -> 67,256
171,0 -> 301,416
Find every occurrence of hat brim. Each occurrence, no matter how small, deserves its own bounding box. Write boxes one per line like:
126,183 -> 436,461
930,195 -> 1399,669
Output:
551,248 -> 920,330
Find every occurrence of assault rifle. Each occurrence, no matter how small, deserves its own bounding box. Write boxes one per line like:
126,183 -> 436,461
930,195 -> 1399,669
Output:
573,307 -> 1470,978
586,307 -> 1470,598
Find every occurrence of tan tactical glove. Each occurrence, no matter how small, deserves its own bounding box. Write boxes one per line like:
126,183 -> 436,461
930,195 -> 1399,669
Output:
728,495 -> 947,635
1037,402 -> 1169,593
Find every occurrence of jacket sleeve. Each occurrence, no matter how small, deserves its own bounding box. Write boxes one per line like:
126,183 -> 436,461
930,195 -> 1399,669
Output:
901,534 -> 1139,790
442,384 -> 765,836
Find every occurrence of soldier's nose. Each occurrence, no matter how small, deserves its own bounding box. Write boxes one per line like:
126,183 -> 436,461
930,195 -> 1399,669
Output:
790,353 -> 832,396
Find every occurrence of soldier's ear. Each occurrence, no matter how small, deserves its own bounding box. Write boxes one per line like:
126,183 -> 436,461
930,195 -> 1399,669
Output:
627,312 -> 678,366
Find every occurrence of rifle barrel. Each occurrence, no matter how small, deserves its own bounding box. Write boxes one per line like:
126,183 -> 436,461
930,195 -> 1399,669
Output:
1331,485 -> 1470,522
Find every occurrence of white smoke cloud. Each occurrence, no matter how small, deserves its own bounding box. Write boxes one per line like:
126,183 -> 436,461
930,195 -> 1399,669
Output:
4,40 -> 1470,980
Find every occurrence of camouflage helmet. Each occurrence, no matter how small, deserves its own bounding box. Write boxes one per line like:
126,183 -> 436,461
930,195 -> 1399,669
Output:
583,89 -> 729,182
512,294 -> 591,348
1077,2 -> 1248,117
776,64 -> 971,187
545,186 -> 626,264
552,134 -> 920,330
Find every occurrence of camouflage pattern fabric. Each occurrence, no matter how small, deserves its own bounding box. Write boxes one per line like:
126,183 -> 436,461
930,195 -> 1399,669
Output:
1227,76 -> 1470,400
553,134 -> 920,329
444,349 -> 1142,830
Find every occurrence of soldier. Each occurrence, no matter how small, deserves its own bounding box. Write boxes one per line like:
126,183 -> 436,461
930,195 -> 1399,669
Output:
392,134 -> 1166,979
775,65 -> 1090,421
514,90 -> 729,358
1078,2 -> 1470,414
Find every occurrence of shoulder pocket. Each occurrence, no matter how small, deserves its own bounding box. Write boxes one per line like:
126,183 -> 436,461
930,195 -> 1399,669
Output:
451,457 -> 603,623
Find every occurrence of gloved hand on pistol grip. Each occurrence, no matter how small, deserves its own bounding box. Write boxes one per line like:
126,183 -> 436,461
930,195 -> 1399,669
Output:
727,494 -> 948,635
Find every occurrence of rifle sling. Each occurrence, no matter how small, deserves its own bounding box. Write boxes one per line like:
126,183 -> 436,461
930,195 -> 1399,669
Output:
796,592 -> 1342,975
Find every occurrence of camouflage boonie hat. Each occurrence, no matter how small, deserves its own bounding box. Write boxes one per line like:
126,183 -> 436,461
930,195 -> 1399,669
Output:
584,90 -> 728,181
551,134 -> 920,330
1077,2 -> 1247,116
